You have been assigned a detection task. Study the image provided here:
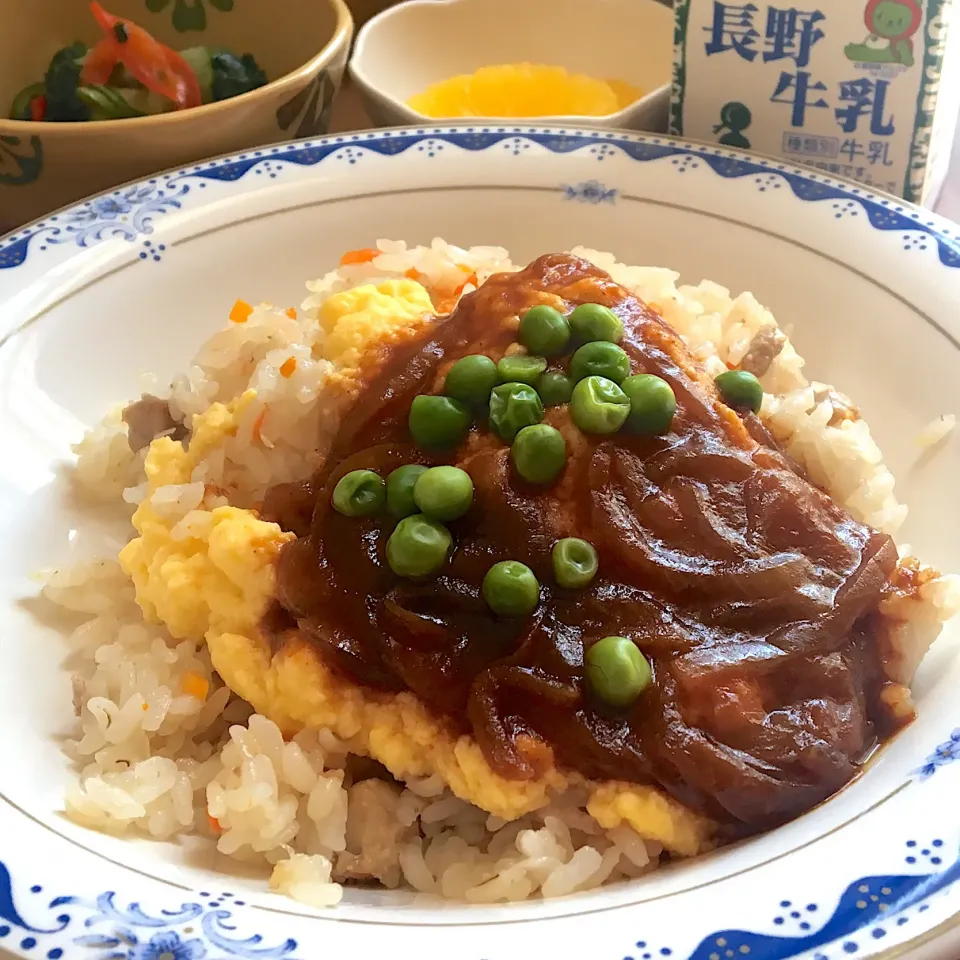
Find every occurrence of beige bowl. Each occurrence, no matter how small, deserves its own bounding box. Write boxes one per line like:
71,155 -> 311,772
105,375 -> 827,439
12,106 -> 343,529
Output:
0,0 -> 352,229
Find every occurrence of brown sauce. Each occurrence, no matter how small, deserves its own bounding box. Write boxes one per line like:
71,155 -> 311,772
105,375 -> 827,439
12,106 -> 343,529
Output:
268,254 -> 899,833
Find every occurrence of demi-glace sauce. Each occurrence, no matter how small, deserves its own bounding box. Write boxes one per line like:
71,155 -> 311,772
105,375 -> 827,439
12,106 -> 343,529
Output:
267,254 -> 899,832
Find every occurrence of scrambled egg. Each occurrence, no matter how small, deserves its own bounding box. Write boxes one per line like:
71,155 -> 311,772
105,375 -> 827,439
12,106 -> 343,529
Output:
119,392 -> 294,642
118,281 -> 713,857
319,279 -> 434,371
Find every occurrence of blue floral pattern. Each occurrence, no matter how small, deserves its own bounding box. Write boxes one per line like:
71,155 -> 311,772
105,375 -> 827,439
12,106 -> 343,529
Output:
633,837 -> 960,960
129,931 -> 206,960
43,183 -> 188,250
563,180 -> 618,204
0,878 -> 300,960
0,181 -> 190,268
914,728 -> 960,779
3,128 -> 960,270
85,196 -> 133,220
0,834 -> 957,960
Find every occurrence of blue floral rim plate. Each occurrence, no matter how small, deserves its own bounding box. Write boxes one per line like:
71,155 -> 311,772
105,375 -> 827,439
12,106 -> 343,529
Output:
0,126 -> 959,960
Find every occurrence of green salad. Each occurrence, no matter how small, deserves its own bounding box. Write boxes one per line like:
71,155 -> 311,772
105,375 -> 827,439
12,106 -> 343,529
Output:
10,1 -> 267,122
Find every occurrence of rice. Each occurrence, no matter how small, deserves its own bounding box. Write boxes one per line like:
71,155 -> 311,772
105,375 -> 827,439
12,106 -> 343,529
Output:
44,239 -> 960,907
916,413 -> 956,448
71,409 -> 145,504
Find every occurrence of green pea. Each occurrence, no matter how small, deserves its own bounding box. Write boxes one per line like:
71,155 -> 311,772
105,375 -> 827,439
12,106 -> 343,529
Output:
570,341 -> 630,384
331,469 -> 385,517
537,370 -> 575,407
444,355 -> 499,406
569,302 -> 624,343
497,354 -> 548,386
413,465 -> 474,521
386,515 -> 452,578
386,464 -> 428,518
518,305 -> 570,357
482,560 -> 540,617
715,369 -> 764,414
552,538 -> 598,589
511,424 -> 566,485
488,382 -> 544,441
585,636 -> 651,708
621,374 -> 677,434
570,376 -> 630,434
409,395 -> 471,448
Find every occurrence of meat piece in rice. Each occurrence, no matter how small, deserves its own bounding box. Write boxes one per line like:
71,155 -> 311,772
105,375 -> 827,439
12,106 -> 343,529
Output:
122,394 -> 187,452
740,326 -> 786,377
812,382 -> 860,427
336,779 -> 409,886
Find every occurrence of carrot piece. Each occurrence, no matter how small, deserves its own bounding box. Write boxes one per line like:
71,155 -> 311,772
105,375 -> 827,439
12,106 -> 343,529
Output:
229,299 -> 253,323
81,37 -> 123,85
404,267 -> 422,281
207,812 -> 222,833
87,2 -> 202,109
285,306 -> 297,319
181,671 -> 209,701
339,248 -> 379,266
29,95 -> 47,121
279,357 -> 297,379
454,272 -> 478,296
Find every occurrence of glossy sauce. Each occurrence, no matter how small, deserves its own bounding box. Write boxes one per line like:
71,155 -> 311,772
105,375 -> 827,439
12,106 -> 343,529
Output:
268,254 -> 899,831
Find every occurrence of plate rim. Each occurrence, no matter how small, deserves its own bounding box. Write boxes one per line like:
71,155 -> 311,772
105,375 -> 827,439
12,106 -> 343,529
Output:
3,123 -> 960,266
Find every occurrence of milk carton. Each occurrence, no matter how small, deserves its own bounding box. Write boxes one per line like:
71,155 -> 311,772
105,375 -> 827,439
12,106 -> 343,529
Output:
669,0 -> 960,203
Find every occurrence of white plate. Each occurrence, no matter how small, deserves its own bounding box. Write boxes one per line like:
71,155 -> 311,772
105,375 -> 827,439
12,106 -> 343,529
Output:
0,126 -> 959,960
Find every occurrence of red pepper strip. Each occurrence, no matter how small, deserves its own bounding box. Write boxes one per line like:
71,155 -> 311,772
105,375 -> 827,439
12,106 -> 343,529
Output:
87,1 -> 201,110
81,36 -> 123,85
29,95 -> 47,122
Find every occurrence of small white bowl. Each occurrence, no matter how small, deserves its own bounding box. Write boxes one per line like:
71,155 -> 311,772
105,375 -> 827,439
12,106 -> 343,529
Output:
350,0 -> 673,131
